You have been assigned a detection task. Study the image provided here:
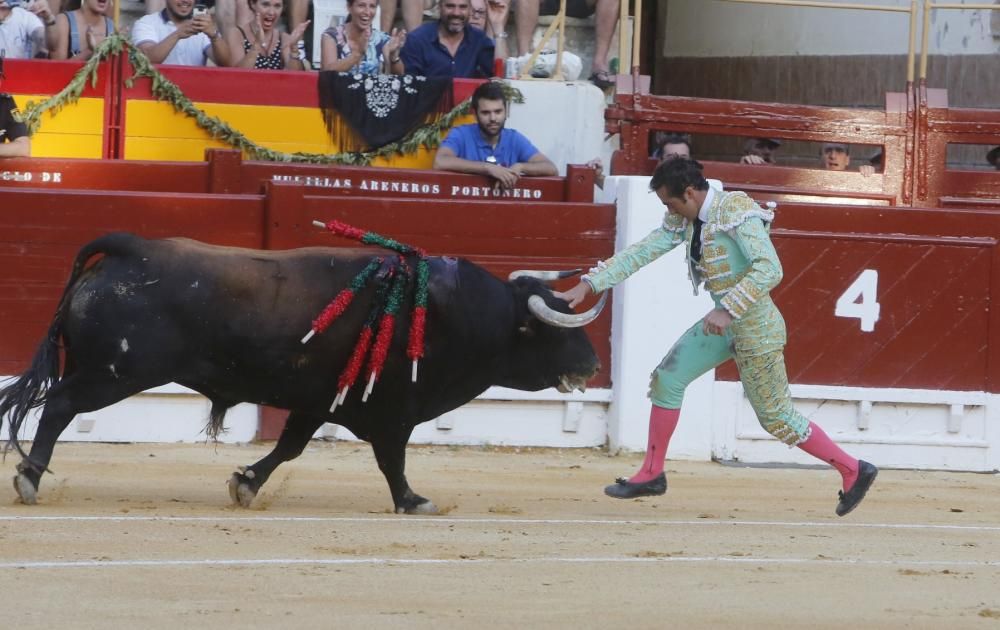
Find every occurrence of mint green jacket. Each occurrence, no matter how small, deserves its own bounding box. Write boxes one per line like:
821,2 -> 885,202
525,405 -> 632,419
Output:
583,190 -> 782,319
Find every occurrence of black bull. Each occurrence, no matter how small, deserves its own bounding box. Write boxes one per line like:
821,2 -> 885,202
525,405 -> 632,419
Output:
0,233 -> 604,513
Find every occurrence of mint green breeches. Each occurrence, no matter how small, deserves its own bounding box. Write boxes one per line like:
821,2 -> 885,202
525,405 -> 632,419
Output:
648,299 -> 811,446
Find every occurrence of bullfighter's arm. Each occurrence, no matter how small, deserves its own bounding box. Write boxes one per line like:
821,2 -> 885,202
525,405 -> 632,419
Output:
718,207 -> 782,320
583,214 -> 687,293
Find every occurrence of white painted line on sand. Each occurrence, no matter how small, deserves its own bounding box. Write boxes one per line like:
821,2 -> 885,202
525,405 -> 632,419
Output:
1,514 -> 999,533
2,555 -> 1000,570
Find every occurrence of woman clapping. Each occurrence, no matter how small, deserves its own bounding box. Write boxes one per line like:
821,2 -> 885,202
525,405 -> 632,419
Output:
320,0 -> 404,75
226,0 -> 308,70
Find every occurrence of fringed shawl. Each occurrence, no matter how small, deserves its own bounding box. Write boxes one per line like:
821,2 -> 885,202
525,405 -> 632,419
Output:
318,71 -> 454,152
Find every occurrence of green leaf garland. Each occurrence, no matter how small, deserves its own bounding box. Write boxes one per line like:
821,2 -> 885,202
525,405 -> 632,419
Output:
20,34 -> 525,166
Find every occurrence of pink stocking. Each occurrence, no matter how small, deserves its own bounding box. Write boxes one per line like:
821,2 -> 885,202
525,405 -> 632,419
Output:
797,422 -> 859,491
628,405 -> 681,483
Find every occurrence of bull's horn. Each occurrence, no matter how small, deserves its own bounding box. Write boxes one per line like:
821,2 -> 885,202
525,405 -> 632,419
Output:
508,269 -> 582,282
527,292 -> 608,328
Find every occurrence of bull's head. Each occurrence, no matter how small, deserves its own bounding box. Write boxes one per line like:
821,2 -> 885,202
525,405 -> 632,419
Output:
502,269 -> 605,393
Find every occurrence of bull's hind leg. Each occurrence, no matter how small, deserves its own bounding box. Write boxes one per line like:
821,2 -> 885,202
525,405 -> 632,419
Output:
370,429 -> 437,515
14,373 -> 151,504
228,410 -> 326,508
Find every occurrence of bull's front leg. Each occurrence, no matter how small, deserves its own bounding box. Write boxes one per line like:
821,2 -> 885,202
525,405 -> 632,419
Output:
228,411 -> 324,507
370,430 -> 437,515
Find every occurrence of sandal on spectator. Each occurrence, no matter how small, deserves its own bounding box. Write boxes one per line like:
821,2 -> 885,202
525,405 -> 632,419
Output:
589,70 -> 615,89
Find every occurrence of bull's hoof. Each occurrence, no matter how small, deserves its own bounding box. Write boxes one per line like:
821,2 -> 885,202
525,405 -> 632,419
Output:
227,468 -> 258,508
395,498 -> 438,515
13,472 -> 37,505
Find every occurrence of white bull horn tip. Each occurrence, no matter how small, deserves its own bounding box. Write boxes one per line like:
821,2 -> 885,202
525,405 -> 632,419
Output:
527,291 -> 608,328
508,269 -> 583,282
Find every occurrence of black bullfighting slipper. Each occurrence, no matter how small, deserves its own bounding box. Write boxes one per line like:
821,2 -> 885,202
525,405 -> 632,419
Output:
835,460 -> 878,517
604,472 -> 667,499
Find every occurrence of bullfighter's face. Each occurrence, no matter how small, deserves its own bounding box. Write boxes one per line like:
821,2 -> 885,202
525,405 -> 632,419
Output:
657,185 -> 702,221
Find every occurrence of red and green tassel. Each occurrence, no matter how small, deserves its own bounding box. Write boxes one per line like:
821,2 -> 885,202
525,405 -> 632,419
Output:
314,220 -> 424,257
362,259 -> 410,402
407,257 -> 430,382
311,220 -> 432,404
330,267 -> 394,412
302,258 -> 382,344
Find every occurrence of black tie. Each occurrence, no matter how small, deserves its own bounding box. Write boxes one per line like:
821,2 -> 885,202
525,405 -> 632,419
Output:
690,218 -> 704,262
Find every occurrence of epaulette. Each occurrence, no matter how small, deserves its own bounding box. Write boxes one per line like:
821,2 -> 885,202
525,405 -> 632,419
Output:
709,191 -> 774,234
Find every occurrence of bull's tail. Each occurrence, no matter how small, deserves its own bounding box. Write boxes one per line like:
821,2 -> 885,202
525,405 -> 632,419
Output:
0,233 -> 139,463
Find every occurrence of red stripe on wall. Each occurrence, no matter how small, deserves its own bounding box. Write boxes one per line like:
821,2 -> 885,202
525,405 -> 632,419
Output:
122,65 -> 484,108
2,59 -> 107,97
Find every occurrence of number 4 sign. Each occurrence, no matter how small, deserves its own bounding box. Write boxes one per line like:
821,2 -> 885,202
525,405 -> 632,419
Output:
835,269 -> 880,332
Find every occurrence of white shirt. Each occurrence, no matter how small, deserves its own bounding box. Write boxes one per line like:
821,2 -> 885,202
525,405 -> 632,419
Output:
697,184 -> 716,222
0,7 -> 44,59
132,10 -> 211,66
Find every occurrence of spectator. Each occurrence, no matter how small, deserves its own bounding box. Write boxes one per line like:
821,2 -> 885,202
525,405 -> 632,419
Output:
433,80 -> 556,188
46,0 -> 114,61
468,0 -> 507,60
227,0 -> 308,70
132,0 -> 232,66
147,0 -> 247,34
653,132 -> 691,162
740,137 -> 781,165
987,146 -> 1000,171
0,74 -> 30,157
380,0 -> 426,34
320,0 -> 404,74
0,0 -> 52,58
400,0 -> 493,78
514,0 -> 618,88
821,142 -> 875,177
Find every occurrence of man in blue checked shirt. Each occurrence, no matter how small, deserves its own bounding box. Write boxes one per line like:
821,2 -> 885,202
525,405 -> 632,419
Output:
433,80 -> 557,189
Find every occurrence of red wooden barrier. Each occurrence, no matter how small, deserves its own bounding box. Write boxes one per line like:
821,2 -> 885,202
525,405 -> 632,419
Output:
916,86 -> 1000,207
0,150 -> 597,202
606,91 -> 911,205
716,202 -> 1000,393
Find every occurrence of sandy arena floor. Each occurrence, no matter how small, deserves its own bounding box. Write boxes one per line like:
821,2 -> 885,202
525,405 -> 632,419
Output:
1,441 -> 999,629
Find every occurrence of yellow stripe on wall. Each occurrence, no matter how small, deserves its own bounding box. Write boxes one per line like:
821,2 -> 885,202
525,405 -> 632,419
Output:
124,100 -> 474,168
9,95 -> 105,159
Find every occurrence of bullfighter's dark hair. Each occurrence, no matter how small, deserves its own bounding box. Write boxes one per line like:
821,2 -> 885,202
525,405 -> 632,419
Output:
471,80 -> 509,112
649,157 -> 709,198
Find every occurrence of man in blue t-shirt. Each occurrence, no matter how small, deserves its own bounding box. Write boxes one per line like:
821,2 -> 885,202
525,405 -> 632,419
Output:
434,81 -> 557,189
400,0 -> 495,78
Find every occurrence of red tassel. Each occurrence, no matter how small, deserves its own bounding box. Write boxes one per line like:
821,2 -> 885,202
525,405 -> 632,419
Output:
367,313 -> 396,380
324,220 -> 366,241
312,290 -> 355,333
338,327 -> 374,391
407,306 -> 427,361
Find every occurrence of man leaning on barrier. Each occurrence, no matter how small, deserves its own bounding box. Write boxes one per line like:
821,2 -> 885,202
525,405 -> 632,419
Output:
433,80 -> 556,189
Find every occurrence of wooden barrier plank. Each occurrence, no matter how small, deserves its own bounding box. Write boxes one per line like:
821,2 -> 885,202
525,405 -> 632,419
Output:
0,152 -> 596,203
712,202 -> 1000,391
